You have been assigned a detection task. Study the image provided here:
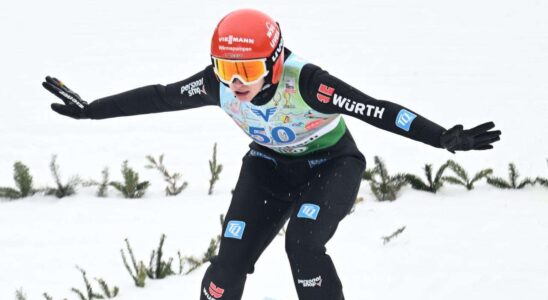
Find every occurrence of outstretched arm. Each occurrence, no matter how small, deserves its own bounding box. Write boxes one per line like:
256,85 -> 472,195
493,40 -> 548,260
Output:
42,65 -> 220,119
299,64 -> 501,152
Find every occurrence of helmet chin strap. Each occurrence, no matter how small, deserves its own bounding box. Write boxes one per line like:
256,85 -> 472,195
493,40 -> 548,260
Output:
261,83 -> 272,91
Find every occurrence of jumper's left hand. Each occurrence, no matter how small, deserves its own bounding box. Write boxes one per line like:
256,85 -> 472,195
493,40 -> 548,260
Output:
440,122 -> 501,153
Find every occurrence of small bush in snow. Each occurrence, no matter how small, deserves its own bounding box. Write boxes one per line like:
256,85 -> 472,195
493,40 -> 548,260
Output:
110,161 -> 150,198
146,234 -> 175,279
535,159 -> 548,188
208,143 -> 223,195
42,293 -> 67,300
71,266 -> 119,300
487,163 -> 534,189
1,161 -> 36,200
45,155 -> 79,198
15,288 -> 27,300
179,214 -> 223,275
382,226 -> 406,245
404,161 -> 450,193
121,238 -> 147,287
180,238 -> 221,275
145,154 -> 188,196
363,156 -> 407,201
82,167 -> 110,197
442,160 -> 493,190
536,177 -> 548,187
94,278 -> 119,299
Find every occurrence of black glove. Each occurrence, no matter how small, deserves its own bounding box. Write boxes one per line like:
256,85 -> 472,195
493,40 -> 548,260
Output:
42,76 -> 90,119
440,122 -> 501,153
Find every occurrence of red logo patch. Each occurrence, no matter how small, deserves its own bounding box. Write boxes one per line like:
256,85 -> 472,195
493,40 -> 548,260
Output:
209,282 -> 225,299
316,84 -> 335,103
305,119 -> 324,130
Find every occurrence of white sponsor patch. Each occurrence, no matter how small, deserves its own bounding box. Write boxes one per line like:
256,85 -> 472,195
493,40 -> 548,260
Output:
297,275 -> 323,287
218,35 -> 255,45
180,78 -> 206,97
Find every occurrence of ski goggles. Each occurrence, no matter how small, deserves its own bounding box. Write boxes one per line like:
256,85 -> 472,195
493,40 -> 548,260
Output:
212,57 -> 269,85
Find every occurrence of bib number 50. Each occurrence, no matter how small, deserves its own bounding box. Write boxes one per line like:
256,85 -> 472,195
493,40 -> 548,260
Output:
249,126 -> 296,144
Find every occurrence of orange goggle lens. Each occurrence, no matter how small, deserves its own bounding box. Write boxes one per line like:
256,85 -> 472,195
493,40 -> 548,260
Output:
213,57 -> 269,85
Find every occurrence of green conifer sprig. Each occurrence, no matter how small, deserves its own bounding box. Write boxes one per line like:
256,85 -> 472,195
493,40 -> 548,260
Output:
208,143 -> 223,195
145,155 -> 188,196
179,214 -> 223,275
382,226 -> 406,245
42,293 -> 67,300
535,159 -> 548,187
536,177 -> 548,187
365,156 -> 407,201
180,237 -> 220,275
45,155 -> 79,198
121,238 -> 147,287
82,167 -> 110,197
15,288 -> 27,300
95,278 -> 119,298
146,234 -> 175,279
1,162 -> 36,200
404,161 -> 450,193
442,160 -> 493,190
96,168 -> 110,197
71,267 -> 110,300
487,163 -> 534,189
110,161 -> 150,198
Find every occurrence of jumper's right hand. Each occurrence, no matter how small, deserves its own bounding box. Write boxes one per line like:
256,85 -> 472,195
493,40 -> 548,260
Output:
42,76 -> 90,119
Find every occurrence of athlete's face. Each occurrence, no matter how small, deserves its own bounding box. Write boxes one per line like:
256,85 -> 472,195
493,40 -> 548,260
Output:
228,78 -> 265,102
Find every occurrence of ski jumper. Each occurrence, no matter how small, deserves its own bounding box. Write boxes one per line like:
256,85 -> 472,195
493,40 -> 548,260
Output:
84,48 -> 446,300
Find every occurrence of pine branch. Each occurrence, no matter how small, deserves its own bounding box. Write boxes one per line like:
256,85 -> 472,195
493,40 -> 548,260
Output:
487,176 -> 512,189
424,164 -> 434,187
433,161 -> 450,190
110,161 -> 149,198
517,178 -> 534,189
145,155 -> 187,196
208,143 -> 223,195
14,162 -> 34,197
488,163 -> 533,189
403,174 -> 430,191
509,163 -> 519,188
446,160 -> 469,182
97,167 -> 110,197
536,177 -> 548,187
442,176 -> 467,187
382,226 -> 406,245
0,187 -> 21,199
362,168 -> 375,181
469,169 -> 493,188
95,278 -> 119,298
15,288 -> 27,300
404,162 -> 448,193
45,155 -> 79,198
367,157 -> 407,201
121,238 -> 146,287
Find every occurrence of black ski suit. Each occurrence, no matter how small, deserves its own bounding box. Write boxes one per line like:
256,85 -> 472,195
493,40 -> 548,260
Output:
83,48 -> 446,299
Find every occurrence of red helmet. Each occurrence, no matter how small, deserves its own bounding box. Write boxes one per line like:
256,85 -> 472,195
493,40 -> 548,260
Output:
211,9 -> 284,85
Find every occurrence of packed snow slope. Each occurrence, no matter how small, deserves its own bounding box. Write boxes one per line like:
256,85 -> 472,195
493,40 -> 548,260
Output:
1,0 -> 547,299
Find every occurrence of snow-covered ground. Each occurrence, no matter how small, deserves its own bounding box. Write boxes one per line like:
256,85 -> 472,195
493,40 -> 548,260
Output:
1,0 -> 547,299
